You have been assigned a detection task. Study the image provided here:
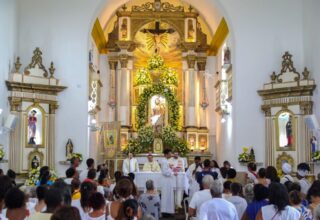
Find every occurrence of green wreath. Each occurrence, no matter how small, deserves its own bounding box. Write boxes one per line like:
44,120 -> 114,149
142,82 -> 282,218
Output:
136,83 -> 180,130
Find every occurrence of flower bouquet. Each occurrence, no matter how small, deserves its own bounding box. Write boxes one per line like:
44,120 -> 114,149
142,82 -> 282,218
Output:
25,167 -> 58,186
147,54 -> 164,70
0,148 -> 4,160
135,67 -> 152,85
238,147 -> 254,163
312,151 -> 320,162
67,153 -> 83,162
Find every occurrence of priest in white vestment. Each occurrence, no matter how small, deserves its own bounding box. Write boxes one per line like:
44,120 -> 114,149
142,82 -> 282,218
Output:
143,153 -> 161,172
160,149 -> 176,214
169,152 -> 186,208
122,153 -> 139,176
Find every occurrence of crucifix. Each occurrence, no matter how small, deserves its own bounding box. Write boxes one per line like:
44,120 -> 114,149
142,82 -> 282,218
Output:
140,21 -> 175,53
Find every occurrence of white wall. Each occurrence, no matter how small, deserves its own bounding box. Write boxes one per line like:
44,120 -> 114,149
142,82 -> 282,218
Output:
0,0 -> 18,172
302,0 -> 320,175
1,0 -> 319,174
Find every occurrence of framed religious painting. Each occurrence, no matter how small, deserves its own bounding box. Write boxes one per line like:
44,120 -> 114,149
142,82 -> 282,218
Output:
25,105 -> 45,148
275,110 -> 296,151
187,133 -> 197,151
198,134 -> 208,152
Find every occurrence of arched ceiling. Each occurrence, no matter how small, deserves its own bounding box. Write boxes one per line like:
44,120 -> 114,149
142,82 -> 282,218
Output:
97,0 -> 223,44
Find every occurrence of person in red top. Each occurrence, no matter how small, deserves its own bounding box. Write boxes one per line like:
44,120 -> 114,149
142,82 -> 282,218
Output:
83,169 -> 97,184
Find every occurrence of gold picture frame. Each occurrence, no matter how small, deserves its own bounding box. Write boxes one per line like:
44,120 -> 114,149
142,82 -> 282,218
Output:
275,109 -> 296,151
25,104 -> 46,148
276,152 -> 294,175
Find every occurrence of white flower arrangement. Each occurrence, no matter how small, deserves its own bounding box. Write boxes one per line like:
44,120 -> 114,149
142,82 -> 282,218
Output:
135,67 -> 152,85
147,54 -> 164,70
67,153 -> 83,162
160,67 -> 178,86
25,167 -> 58,186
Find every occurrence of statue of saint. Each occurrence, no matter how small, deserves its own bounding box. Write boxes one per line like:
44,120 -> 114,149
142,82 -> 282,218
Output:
187,19 -> 195,40
31,155 -> 40,169
223,47 -> 231,65
286,115 -> 293,146
28,110 -> 37,145
65,139 -> 74,157
311,136 -> 317,153
151,97 -> 166,134
120,18 -> 128,40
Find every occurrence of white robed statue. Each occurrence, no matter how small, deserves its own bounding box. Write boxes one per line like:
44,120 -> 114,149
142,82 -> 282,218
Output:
150,96 -> 166,134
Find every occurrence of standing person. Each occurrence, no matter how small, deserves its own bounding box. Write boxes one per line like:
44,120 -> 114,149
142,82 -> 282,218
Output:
256,182 -> 300,220
169,152 -> 185,208
4,188 -> 28,220
246,163 -> 257,183
143,153 -> 161,172
122,153 -> 139,176
64,167 -> 78,185
220,161 -> 231,179
70,156 -> 81,170
199,179 -> 238,220
188,175 -> 214,220
186,156 -> 202,199
80,158 -> 95,182
280,162 -> 294,184
31,185 -> 47,214
226,182 -> 247,219
139,180 -> 161,220
86,192 -> 106,220
210,160 -> 222,179
297,163 -> 311,196
241,184 -> 269,220
289,190 -> 312,220
255,168 -> 270,187
265,166 -> 280,183
0,176 -> 13,219
196,159 -> 218,190
160,149 -> 175,216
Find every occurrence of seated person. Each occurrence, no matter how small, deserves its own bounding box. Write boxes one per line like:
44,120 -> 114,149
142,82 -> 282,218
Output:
139,180 -> 161,220
222,180 -> 232,199
143,153 -> 161,172
226,182 -> 247,219
196,159 -> 218,190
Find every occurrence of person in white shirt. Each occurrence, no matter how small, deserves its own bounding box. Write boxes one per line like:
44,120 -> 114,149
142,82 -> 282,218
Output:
296,162 -> 311,195
256,182 -> 300,220
226,182 -> 247,219
80,158 -> 95,182
186,156 -> 202,199
143,153 -> 161,172
199,179 -> 238,220
160,149 -> 176,215
122,153 -> 139,176
188,175 -> 214,220
64,167 -> 78,185
280,162 -> 294,184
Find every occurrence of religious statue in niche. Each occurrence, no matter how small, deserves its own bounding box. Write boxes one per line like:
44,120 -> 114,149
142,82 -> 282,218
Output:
277,111 -> 295,149
311,136 -> 318,153
121,134 -> 127,150
120,18 -> 128,40
224,47 -> 231,65
187,19 -> 195,41
150,95 -> 166,135
31,155 -> 40,169
65,139 -> 74,158
26,107 -> 43,146
199,135 -> 207,151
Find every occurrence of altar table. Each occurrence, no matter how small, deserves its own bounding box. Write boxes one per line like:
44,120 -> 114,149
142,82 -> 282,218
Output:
134,172 -> 189,194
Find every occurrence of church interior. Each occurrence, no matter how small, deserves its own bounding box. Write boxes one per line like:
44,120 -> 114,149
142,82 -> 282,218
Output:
1,0 -> 320,219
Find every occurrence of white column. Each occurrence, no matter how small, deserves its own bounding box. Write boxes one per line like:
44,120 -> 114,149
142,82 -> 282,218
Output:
119,54 -> 131,127
185,55 -> 197,127
48,104 -> 57,168
197,57 -> 207,128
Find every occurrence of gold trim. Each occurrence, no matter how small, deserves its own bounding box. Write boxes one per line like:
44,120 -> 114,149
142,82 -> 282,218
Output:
24,48 -> 48,77
25,104 -> 46,148
275,109 -> 296,151
91,19 -> 108,54
6,81 -> 67,95
208,18 -> 229,56
258,85 -> 316,100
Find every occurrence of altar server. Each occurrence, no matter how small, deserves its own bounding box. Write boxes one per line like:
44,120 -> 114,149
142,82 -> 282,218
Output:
143,153 -> 161,172
160,149 -> 175,215
122,153 -> 139,176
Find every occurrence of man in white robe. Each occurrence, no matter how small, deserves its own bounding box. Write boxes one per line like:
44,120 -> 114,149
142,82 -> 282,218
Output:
169,152 -> 186,208
160,149 -> 176,215
122,153 -> 139,176
186,156 -> 202,199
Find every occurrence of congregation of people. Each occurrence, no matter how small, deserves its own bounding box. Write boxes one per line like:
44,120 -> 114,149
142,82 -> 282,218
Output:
1,150 -> 320,220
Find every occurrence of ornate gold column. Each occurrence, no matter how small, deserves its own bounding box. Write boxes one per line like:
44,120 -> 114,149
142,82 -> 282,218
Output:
197,57 -> 207,128
118,54 -> 131,127
108,57 -> 118,121
185,55 -> 197,128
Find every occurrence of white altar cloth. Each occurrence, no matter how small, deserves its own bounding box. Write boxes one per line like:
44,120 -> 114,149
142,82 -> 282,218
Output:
134,172 -> 189,194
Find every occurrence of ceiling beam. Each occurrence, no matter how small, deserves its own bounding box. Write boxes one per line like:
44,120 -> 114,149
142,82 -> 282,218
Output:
91,19 -> 108,54
207,18 -> 229,56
